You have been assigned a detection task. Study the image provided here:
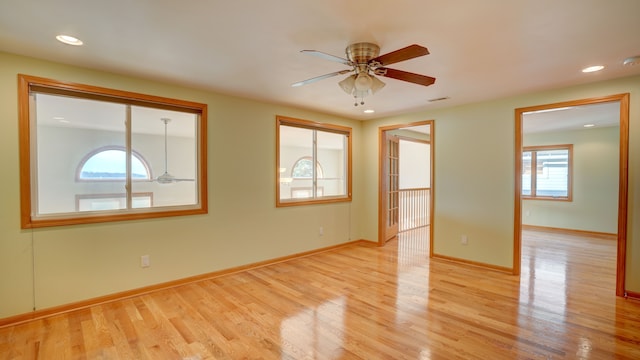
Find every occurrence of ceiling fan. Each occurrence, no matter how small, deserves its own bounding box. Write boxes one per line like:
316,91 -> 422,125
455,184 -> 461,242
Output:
151,117 -> 194,184
292,42 -> 436,106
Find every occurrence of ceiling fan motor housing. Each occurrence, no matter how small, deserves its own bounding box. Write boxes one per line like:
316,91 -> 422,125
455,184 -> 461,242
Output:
346,42 -> 380,64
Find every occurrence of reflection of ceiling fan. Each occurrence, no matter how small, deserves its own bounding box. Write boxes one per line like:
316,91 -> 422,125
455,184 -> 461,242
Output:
292,42 -> 436,106
152,117 -> 194,184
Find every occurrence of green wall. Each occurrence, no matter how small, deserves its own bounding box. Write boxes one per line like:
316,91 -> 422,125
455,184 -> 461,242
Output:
360,75 -> 640,289
1,50 -> 639,319
0,52 -> 364,318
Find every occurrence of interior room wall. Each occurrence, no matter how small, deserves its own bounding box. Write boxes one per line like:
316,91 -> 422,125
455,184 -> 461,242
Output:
399,140 -> 430,189
522,126 -> 619,234
1,50 -> 639,320
0,52 -> 364,318
360,75 -> 640,290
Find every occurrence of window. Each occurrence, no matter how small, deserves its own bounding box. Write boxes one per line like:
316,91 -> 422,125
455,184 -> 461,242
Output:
292,157 -> 324,179
77,147 -> 151,181
522,144 -> 572,200
276,116 -> 351,206
18,74 -> 208,228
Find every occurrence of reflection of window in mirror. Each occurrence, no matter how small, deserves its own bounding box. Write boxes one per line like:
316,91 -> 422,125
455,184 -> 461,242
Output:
18,74 -> 207,228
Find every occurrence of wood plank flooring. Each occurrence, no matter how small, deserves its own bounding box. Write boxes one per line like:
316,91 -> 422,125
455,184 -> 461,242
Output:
2,228 -> 640,359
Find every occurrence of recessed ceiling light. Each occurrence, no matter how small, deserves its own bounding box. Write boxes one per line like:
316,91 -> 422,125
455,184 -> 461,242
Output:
583,124 -> 596,128
582,65 -> 604,73
363,109 -> 375,114
56,35 -> 83,46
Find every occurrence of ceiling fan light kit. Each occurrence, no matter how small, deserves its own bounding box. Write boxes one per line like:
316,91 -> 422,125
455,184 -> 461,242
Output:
293,42 -> 435,106
354,72 -> 372,91
369,75 -> 385,94
338,74 -> 356,94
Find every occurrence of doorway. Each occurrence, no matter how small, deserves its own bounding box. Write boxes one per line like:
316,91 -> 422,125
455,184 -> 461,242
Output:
514,94 -> 629,296
378,120 -> 434,251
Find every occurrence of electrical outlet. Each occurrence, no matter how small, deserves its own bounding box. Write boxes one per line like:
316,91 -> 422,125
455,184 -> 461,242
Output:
319,226 -> 324,236
461,235 -> 468,245
141,255 -> 150,268
525,210 -> 531,217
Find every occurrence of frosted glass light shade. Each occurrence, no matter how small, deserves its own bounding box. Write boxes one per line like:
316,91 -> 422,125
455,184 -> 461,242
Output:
338,75 -> 356,94
370,75 -> 385,94
354,73 -> 373,91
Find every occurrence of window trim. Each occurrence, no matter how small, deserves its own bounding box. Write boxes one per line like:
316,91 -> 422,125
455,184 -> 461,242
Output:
522,144 -> 573,201
276,115 -> 352,207
18,74 -> 208,228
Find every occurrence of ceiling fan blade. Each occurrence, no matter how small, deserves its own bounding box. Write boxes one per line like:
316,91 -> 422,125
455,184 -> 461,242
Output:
378,68 -> 436,86
300,50 -> 353,66
291,69 -> 352,87
153,172 -> 194,184
371,44 -> 429,66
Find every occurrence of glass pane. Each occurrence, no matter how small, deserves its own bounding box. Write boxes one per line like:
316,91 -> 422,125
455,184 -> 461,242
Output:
79,149 -> 149,180
131,106 -> 198,208
522,151 -> 532,196
279,126 -> 313,200
316,131 -> 347,197
535,149 -> 569,197
292,158 -> 314,178
77,194 -> 152,211
34,93 -> 126,215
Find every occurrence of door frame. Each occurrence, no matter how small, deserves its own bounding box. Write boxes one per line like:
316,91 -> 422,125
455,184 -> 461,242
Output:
378,120 -> 435,251
513,93 -> 629,297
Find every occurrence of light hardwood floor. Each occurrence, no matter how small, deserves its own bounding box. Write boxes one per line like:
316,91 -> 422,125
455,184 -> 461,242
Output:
1,228 -> 640,359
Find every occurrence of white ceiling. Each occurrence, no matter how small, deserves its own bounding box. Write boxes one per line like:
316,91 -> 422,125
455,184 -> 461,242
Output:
1,0 -> 640,120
